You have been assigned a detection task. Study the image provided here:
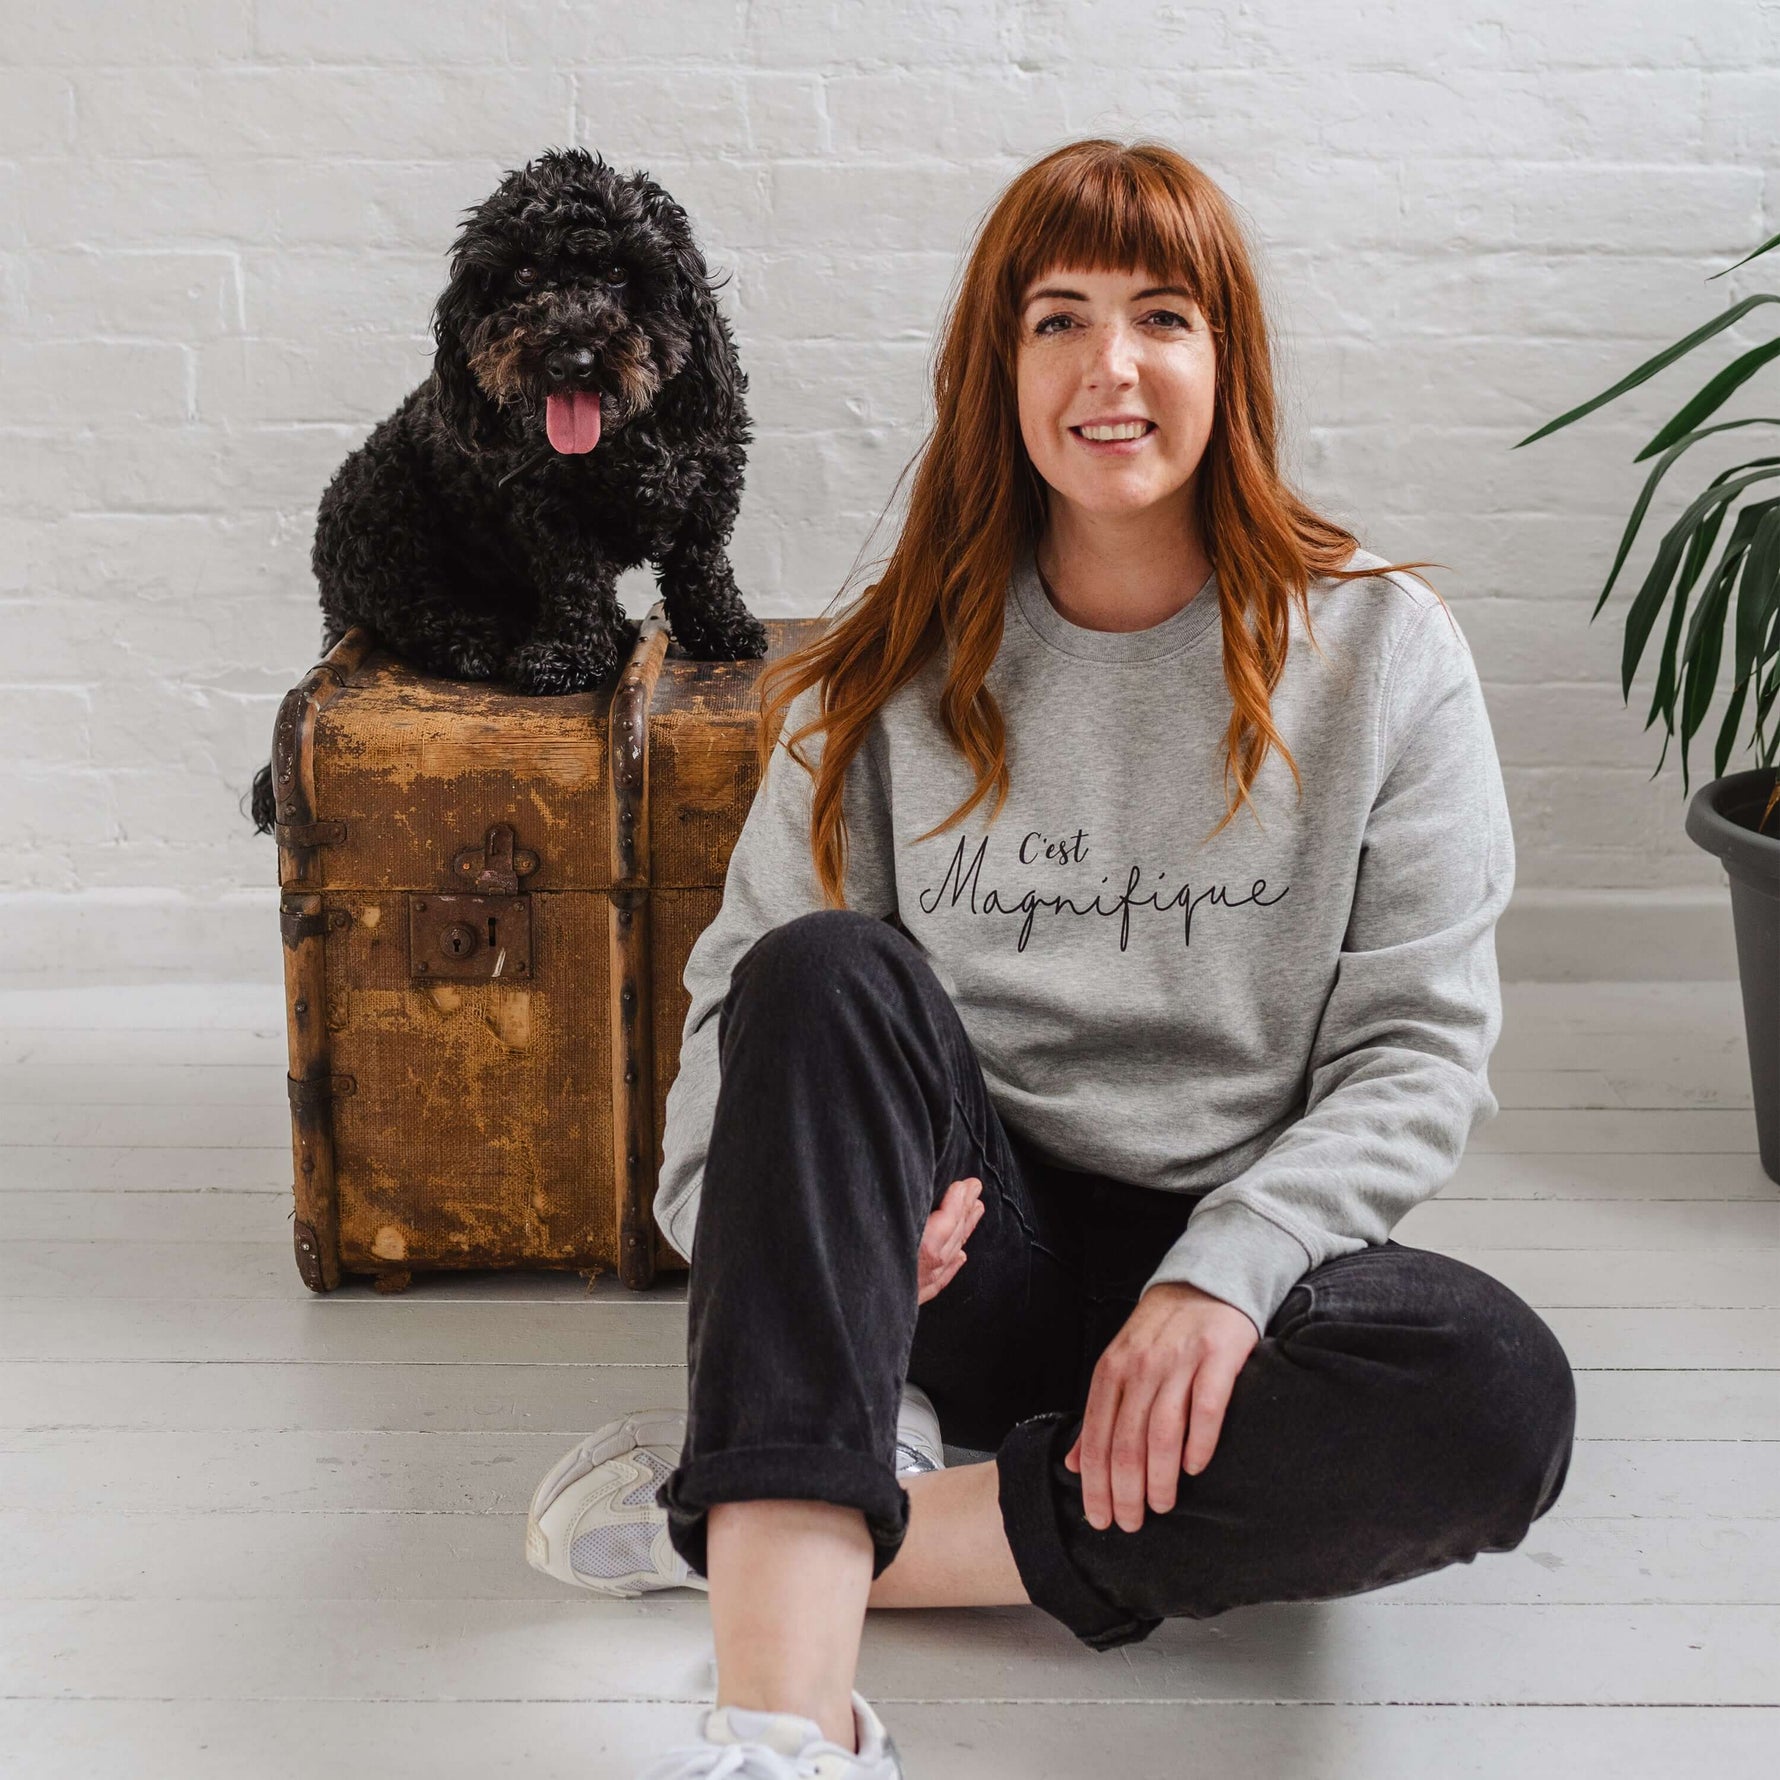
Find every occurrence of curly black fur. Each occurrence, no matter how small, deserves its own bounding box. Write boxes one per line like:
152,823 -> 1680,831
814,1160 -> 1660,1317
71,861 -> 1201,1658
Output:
249,147 -> 768,834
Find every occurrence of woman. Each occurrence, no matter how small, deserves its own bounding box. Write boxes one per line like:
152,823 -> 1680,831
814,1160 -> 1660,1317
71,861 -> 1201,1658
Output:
527,138 -> 1577,1778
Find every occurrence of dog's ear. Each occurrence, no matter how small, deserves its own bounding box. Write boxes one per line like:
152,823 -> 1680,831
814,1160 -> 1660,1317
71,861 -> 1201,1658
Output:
428,253 -> 503,457
641,184 -> 747,431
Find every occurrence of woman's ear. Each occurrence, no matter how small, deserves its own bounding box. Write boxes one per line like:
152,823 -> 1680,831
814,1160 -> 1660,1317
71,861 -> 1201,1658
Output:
428,265 -> 501,456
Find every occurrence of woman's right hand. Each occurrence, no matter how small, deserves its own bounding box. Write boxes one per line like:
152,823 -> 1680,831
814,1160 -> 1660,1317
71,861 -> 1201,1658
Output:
917,1176 -> 985,1304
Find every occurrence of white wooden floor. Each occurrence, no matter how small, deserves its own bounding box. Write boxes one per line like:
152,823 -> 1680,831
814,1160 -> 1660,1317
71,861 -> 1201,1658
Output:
2,980 -> 1776,1778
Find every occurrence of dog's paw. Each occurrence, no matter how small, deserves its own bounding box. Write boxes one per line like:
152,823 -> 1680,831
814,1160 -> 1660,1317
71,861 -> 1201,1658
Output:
445,638 -> 502,680
670,605 -> 771,661
506,636 -> 620,696
730,610 -> 771,658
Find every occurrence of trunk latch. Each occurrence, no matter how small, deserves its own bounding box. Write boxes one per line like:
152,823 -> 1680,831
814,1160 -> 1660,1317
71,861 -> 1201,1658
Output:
409,823 -> 538,981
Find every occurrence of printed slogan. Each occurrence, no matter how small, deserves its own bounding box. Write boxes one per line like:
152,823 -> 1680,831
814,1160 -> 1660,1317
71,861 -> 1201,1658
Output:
915,829 -> 1288,951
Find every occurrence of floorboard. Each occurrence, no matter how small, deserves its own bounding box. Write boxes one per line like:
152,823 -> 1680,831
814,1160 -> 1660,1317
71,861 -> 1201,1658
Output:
1,979 -> 1774,1776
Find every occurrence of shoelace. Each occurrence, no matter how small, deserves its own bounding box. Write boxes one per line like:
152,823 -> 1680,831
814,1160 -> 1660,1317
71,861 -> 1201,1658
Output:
633,1738 -> 816,1779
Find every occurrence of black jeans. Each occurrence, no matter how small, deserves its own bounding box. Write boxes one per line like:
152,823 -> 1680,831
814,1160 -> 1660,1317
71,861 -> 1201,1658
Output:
660,908 -> 1577,1651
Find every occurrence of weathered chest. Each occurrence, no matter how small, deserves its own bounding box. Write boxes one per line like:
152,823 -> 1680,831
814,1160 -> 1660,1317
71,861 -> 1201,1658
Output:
269,602 -> 815,1293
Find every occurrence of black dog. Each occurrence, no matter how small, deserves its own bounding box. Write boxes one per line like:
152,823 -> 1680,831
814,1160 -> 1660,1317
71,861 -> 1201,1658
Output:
249,147 -> 768,833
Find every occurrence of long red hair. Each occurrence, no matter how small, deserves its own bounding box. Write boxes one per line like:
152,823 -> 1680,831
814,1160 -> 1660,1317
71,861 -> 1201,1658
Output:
754,137 -> 1443,907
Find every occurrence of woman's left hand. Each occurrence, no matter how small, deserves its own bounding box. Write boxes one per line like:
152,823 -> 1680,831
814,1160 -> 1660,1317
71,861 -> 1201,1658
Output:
1064,1280 -> 1260,1532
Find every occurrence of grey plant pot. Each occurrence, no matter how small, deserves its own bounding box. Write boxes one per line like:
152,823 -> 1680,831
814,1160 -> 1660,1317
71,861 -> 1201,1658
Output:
1685,768 -> 1780,1186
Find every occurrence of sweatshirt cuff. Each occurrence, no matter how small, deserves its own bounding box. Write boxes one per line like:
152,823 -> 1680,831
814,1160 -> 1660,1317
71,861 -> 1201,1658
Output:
653,1191 -> 696,1265
1140,1199 -> 1312,1340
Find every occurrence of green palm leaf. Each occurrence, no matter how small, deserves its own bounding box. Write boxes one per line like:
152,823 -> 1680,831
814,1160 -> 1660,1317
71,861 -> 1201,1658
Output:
1714,503 -> 1780,776
1758,657 -> 1780,765
1736,502 -> 1780,685
1589,416 -> 1780,620
1519,230 -> 1780,790
1709,230 -> 1780,279
1621,462 -> 1780,700
1677,501 -> 1772,789
1636,336 -> 1780,461
1513,294 -> 1780,449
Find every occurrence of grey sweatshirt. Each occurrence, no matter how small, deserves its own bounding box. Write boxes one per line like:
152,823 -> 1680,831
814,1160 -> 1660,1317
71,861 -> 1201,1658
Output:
654,544 -> 1515,1338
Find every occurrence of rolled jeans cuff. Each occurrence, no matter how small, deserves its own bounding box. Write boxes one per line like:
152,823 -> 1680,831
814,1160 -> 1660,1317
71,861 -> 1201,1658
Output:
660,1444 -> 912,1582
996,1412 -> 1163,1652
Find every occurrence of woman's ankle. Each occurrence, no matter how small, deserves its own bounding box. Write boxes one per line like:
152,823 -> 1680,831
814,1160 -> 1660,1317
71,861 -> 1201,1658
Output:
713,1683 -> 858,1753
708,1499 -> 874,1750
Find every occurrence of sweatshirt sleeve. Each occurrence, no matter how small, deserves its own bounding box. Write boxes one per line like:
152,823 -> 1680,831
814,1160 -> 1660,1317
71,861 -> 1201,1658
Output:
652,680 -> 899,1264
1141,597 -> 1517,1338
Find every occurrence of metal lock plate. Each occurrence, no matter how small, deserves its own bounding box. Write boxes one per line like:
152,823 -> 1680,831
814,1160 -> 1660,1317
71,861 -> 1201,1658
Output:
409,823 -> 538,982
408,892 -> 532,981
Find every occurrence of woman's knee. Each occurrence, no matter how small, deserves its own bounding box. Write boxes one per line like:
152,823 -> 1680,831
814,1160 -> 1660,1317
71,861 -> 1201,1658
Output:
731,906 -> 899,992
706,908 -> 956,1212
723,908 -> 932,1039
1301,1248 -> 1576,1535
1432,1263 -> 1578,1533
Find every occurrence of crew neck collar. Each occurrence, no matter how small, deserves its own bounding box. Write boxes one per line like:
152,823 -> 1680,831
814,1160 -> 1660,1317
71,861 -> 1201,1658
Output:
1011,548 -> 1221,663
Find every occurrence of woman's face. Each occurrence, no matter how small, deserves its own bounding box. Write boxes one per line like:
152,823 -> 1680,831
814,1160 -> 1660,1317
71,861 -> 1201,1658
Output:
1014,263 -> 1217,525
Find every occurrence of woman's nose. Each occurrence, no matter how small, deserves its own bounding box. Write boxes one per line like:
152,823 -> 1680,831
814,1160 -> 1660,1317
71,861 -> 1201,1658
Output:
1085,323 -> 1140,380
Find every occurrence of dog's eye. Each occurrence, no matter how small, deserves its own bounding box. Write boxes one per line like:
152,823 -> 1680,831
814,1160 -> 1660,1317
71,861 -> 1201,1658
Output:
603,265 -> 628,286
513,266 -> 538,287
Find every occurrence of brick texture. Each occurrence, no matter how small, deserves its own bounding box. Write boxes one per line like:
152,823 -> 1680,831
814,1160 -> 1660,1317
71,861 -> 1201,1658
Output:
2,1 -> 1775,976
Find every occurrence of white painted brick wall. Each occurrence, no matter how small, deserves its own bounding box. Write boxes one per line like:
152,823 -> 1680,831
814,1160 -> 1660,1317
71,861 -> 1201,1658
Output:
2,1 -> 1777,980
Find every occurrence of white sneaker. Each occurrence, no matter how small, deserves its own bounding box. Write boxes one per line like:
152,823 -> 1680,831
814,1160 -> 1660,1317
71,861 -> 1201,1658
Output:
525,1384 -> 947,1598
635,1689 -> 903,1779
891,1380 -> 944,1476
526,1408 -> 697,1597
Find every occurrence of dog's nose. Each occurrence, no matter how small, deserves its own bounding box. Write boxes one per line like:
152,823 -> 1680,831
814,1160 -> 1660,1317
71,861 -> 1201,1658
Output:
545,346 -> 598,388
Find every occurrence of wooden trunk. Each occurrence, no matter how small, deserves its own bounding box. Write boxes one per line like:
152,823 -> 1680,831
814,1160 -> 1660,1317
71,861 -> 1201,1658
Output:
271,601 -> 818,1294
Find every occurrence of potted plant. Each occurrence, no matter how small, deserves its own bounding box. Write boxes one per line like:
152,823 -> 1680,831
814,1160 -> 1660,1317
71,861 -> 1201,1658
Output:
1515,228 -> 1780,1183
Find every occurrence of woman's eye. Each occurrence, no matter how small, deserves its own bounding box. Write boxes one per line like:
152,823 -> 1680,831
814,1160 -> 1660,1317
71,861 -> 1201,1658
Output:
1031,310 -> 1190,336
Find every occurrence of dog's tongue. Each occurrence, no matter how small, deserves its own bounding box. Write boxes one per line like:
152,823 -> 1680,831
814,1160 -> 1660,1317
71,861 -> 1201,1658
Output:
545,390 -> 602,453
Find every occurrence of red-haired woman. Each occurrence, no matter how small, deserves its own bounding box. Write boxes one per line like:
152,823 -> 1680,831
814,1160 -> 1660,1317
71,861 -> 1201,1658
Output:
528,138 -> 1577,1780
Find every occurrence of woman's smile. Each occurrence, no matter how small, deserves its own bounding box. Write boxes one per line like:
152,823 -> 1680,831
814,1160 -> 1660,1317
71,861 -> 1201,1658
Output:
1070,417 -> 1158,454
